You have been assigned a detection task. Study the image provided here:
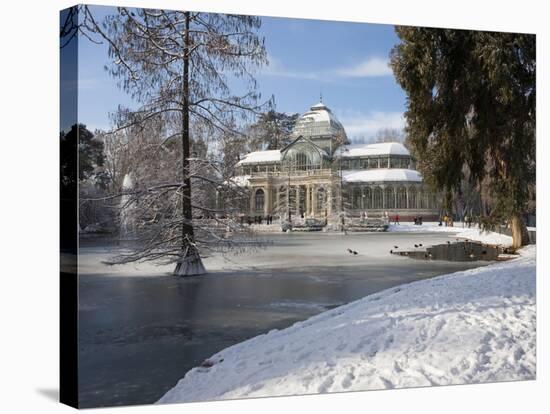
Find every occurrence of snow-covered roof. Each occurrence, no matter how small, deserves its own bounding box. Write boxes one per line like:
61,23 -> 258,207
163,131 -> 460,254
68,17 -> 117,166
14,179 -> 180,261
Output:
291,102 -> 347,141
342,168 -> 422,183
237,150 -> 281,165
226,175 -> 250,187
336,142 -> 410,158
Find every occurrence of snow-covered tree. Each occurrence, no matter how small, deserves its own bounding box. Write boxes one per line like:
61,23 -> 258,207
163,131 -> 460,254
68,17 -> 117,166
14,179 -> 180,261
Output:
81,6 -> 269,275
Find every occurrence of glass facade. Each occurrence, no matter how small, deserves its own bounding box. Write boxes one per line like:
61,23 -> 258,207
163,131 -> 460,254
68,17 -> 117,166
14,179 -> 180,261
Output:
229,101 -> 440,219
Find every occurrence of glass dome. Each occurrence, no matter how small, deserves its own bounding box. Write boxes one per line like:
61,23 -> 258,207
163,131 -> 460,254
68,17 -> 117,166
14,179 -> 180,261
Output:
291,102 -> 348,143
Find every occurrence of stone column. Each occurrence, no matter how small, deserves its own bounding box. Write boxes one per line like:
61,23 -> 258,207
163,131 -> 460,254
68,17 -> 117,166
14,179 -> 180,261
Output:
264,185 -> 271,216
313,185 -> 318,216
382,185 -> 386,210
327,185 -> 333,216
305,185 -> 310,217
276,187 -> 280,216
295,186 -> 300,215
313,186 -> 316,216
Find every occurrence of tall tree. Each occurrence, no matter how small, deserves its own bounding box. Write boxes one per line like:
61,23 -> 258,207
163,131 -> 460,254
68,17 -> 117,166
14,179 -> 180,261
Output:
61,123 -> 104,183
84,7 -> 268,275
390,28 -> 535,248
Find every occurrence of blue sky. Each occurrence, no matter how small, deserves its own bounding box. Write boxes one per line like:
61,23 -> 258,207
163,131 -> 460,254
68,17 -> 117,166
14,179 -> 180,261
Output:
77,6 -> 407,141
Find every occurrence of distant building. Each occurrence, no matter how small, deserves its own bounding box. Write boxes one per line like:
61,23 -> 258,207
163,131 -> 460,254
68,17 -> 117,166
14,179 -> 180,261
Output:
228,101 -> 440,222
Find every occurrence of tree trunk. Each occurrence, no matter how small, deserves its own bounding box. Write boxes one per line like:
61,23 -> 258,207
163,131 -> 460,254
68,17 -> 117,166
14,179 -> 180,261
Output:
510,212 -> 530,249
174,11 -> 206,276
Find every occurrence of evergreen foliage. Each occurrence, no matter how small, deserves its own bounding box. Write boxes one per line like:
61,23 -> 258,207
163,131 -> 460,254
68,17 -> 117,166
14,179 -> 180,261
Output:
248,110 -> 299,150
390,28 -> 535,247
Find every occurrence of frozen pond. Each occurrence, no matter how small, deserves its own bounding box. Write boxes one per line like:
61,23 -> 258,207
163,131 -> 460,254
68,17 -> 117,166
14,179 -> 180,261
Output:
78,231 -> 492,407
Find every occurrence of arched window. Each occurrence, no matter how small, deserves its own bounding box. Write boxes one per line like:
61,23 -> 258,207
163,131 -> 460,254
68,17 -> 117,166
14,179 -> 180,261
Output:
364,187 -> 372,209
408,187 -> 418,209
255,188 -> 265,212
351,187 -> 362,209
283,142 -> 322,171
373,187 -> 383,209
418,189 -> 426,209
385,186 -> 395,209
396,186 -> 407,209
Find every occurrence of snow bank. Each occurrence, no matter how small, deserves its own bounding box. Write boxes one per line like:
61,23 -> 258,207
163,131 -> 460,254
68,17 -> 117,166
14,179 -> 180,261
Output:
237,150 -> 281,165
388,222 -> 514,246
342,168 -> 422,183
158,245 -> 536,404
336,142 -> 411,157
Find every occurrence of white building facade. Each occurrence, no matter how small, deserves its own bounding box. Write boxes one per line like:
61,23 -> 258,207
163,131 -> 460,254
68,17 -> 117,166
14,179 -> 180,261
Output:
230,102 -> 440,223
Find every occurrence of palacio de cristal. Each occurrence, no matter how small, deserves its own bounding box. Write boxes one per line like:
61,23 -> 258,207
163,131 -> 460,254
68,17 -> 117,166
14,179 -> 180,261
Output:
226,101 -> 441,225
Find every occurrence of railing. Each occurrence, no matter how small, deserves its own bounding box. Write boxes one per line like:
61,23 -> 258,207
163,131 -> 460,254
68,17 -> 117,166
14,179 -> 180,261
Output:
249,169 -> 333,178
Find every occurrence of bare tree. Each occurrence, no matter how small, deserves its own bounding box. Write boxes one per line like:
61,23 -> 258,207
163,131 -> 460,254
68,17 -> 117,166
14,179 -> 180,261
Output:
373,127 -> 406,144
80,6 -> 269,275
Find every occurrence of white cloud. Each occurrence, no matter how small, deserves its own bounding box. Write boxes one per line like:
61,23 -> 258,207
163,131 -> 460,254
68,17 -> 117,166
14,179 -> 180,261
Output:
336,110 -> 405,140
334,57 -> 392,78
262,55 -> 392,81
263,54 -> 321,80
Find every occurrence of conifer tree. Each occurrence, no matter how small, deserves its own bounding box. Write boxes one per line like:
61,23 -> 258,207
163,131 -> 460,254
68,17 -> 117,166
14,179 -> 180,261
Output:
390,28 -> 535,248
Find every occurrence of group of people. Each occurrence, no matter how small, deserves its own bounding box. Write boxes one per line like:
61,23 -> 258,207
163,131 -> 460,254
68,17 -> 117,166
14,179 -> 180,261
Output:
440,214 -> 454,227
413,215 -> 423,225
240,215 -> 275,226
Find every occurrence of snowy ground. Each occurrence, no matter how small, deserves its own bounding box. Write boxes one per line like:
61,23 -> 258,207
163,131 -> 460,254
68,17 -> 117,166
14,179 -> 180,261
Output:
388,222 -> 514,246
245,221 -> 515,246
158,240 -> 535,404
